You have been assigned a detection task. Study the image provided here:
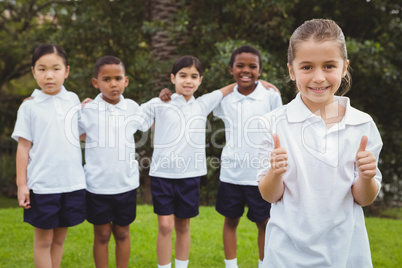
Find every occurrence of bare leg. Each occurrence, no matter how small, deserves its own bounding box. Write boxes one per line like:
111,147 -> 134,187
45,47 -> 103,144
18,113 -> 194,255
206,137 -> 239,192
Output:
93,223 -> 112,268
223,217 -> 240,260
113,224 -> 130,268
157,215 -> 175,265
51,227 -> 68,268
256,218 -> 269,261
174,217 -> 191,261
33,227 -> 53,268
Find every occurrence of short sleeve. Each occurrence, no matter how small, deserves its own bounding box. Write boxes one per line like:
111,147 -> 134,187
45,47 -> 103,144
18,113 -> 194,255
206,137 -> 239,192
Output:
271,92 -> 283,111
78,107 -> 86,136
137,98 -> 159,132
213,102 -> 223,118
256,115 -> 275,181
197,90 -> 223,116
11,102 -> 33,142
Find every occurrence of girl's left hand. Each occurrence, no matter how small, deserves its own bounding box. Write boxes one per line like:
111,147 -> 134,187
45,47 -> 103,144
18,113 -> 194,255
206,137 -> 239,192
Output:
356,136 -> 377,180
17,185 -> 31,209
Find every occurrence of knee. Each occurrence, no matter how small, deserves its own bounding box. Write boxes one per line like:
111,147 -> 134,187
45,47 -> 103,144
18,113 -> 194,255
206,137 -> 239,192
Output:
175,221 -> 190,235
225,218 -> 240,229
113,228 -> 129,242
159,221 -> 174,236
36,238 -> 52,249
95,229 -> 112,244
52,236 -> 66,247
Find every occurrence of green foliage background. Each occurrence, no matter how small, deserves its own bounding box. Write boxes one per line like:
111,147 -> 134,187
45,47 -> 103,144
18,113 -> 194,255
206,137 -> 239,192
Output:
0,0 -> 401,206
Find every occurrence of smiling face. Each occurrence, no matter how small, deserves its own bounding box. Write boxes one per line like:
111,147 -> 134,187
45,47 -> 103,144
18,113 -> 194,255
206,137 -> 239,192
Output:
92,63 -> 128,105
32,53 -> 70,95
171,65 -> 203,101
230,52 -> 262,95
288,40 -> 349,112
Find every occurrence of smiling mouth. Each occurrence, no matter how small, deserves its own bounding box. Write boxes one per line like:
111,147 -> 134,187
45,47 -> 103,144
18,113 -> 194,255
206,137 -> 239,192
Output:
309,86 -> 330,92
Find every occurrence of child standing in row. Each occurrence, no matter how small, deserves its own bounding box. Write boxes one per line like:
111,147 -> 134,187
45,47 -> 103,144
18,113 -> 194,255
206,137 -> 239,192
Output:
138,56 -> 235,268
213,45 -> 282,268
79,56 -> 143,268
257,19 -> 382,267
12,44 -> 86,267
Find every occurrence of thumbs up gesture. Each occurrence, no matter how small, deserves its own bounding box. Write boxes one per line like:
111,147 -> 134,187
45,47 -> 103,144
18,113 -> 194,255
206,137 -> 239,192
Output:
270,134 -> 288,175
356,136 -> 377,180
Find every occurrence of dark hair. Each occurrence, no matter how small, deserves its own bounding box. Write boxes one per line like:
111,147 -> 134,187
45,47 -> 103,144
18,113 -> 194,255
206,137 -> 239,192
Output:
32,44 -> 68,68
171,56 -> 203,76
94,56 -> 125,78
288,19 -> 351,95
229,45 -> 262,70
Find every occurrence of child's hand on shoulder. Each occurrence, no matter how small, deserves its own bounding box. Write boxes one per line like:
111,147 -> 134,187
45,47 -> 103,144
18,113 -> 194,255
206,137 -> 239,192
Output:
356,136 -> 377,180
270,134 -> 287,175
81,98 -> 93,108
259,80 -> 280,95
22,96 -> 33,103
17,185 -> 31,209
159,88 -> 172,103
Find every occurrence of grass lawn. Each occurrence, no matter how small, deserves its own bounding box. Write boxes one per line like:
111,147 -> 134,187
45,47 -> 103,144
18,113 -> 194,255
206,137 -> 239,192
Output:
0,203 -> 401,267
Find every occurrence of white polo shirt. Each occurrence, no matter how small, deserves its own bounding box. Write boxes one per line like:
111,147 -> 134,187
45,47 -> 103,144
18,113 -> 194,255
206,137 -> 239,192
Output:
257,93 -> 382,267
213,82 -> 282,185
79,94 -> 143,194
12,86 -> 86,194
139,90 -> 223,178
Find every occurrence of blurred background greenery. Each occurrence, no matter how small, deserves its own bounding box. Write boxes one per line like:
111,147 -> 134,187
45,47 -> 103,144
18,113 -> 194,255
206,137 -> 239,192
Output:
0,0 -> 401,213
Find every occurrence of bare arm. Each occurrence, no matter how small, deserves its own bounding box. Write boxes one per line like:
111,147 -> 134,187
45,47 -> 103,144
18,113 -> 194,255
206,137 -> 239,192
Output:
16,138 -> 32,209
258,134 -> 287,203
351,136 -> 379,206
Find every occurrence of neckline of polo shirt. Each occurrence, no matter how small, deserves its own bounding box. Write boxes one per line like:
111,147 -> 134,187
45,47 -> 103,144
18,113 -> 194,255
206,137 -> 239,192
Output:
287,93 -> 314,122
32,86 -> 69,103
95,93 -> 127,111
170,93 -> 195,104
231,81 -> 266,103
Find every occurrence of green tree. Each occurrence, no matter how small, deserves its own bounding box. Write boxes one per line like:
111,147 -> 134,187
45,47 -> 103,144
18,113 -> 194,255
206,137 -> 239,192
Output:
1,0 -> 400,206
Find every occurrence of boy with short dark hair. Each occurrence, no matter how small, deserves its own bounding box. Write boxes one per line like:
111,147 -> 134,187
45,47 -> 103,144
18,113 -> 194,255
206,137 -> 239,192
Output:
213,45 -> 282,268
80,55 -> 143,268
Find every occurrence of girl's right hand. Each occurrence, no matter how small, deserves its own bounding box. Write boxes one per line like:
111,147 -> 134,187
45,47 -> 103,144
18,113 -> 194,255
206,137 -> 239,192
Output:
159,88 -> 172,103
17,185 -> 31,209
270,134 -> 288,175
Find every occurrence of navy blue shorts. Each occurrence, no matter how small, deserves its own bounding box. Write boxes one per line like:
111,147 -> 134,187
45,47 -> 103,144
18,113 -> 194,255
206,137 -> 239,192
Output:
86,189 -> 137,226
150,176 -> 201,218
24,189 -> 86,229
215,181 -> 271,222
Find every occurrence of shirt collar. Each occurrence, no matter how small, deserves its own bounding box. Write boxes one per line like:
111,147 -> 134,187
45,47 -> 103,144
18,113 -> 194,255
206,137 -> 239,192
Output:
32,85 -> 70,102
231,81 -> 265,103
94,93 -> 127,111
171,93 -> 195,104
287,92 -> 372,125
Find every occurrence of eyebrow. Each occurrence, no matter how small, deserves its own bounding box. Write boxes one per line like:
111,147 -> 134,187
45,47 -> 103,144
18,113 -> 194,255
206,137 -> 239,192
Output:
178,71 -> 199,76
298,60 -> 338,64
36,63 -> 62,67
101,75 -> 123,78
